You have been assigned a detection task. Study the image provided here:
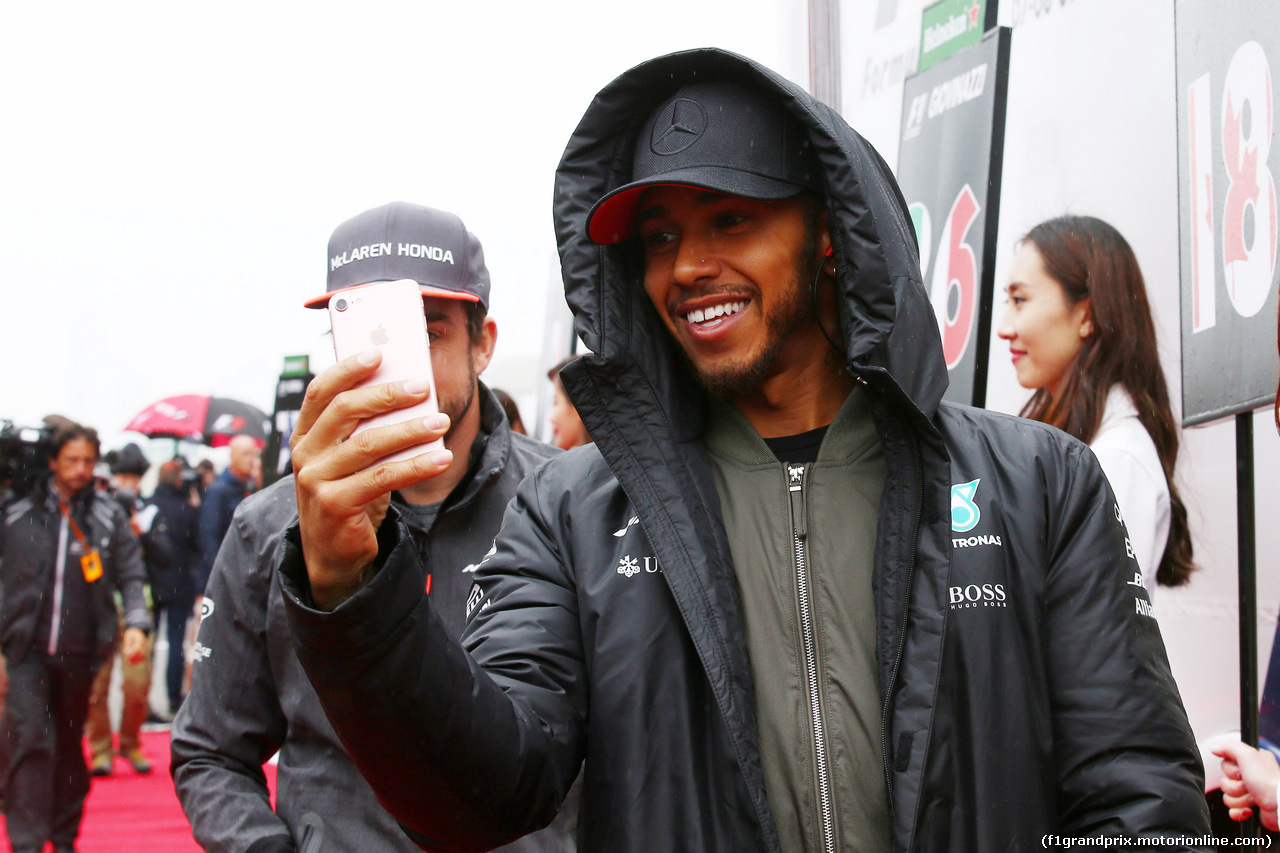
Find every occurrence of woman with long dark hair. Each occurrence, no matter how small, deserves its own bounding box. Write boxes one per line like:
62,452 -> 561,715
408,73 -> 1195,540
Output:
997,215 -> 1195,595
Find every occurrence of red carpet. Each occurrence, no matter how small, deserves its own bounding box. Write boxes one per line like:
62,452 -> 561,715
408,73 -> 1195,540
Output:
2,730 -> 278,852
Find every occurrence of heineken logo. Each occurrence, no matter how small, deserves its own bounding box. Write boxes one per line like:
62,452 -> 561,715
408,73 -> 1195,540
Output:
923,3 -> 980,54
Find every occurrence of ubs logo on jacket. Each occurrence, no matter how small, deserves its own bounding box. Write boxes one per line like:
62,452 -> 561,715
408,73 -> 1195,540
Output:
612,518 -> 662,578
616,555 -> 662,577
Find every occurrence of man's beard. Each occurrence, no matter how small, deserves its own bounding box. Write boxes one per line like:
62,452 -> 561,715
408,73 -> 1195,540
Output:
686,274 -> 814,398
438,347 -> 478,446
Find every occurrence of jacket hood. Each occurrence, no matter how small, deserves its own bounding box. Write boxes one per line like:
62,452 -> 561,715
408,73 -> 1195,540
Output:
553,47 -> 948,437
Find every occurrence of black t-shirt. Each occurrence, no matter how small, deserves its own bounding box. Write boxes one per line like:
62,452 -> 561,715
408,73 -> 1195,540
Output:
763,426 -> 829,464
396,499 -> 444,536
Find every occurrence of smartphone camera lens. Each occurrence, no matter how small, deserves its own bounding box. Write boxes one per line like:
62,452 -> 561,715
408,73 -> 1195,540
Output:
334,298 -> 348,312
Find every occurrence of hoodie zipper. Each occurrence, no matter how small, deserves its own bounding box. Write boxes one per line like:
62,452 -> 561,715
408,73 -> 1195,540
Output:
788,463 -> 837,853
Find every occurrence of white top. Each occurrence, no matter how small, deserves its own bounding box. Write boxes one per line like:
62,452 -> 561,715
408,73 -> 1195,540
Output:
1089,385 -> 1171,598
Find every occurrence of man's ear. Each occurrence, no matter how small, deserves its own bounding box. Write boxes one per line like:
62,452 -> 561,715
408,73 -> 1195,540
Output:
473,316 -> 498,374
817,212 -> 835,275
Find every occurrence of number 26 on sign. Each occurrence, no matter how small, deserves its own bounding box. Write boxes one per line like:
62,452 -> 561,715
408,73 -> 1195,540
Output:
911,184 -> 981,369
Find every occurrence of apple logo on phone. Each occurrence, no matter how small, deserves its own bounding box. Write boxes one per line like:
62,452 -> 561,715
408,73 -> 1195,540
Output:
370,325 -> 390,346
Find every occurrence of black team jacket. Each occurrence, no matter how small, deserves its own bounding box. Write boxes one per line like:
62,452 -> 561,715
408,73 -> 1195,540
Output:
171,387 -> 569,853
280,49 -> 1210,852
2,479 -> 150,662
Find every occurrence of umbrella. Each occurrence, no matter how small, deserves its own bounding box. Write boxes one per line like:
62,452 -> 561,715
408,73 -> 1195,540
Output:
124,395 -> 269,447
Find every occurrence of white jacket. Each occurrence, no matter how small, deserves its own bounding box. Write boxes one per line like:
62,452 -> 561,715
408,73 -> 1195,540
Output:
1090,385 -> 1170,596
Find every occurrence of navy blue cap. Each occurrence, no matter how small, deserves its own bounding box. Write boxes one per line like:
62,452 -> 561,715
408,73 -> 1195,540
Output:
306,202 -> 490,309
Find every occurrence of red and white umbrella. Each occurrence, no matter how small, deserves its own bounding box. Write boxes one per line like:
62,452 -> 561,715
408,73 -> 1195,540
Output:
124,395 -> 269,447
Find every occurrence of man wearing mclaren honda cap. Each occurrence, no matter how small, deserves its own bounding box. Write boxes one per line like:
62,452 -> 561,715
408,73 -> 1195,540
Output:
170,202 -> 573,853
280,52 -> 1209,852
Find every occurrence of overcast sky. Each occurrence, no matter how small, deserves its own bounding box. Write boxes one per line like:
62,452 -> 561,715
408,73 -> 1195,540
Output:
1,1 -> 807,457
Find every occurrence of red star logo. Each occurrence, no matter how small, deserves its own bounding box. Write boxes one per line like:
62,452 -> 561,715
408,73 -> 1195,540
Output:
968,0 -> 980,28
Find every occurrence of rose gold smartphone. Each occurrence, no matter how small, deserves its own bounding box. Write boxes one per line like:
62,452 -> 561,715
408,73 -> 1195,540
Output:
328,279 -> 444,467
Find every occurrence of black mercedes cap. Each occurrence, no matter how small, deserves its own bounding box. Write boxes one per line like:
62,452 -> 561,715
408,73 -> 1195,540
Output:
586,81 -> 821,245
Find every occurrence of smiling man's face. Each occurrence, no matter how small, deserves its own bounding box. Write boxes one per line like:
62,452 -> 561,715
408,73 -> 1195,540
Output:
637,186 -> 827,397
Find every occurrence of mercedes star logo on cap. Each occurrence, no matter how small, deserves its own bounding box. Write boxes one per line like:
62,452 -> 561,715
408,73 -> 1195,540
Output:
650,98 -> 707,156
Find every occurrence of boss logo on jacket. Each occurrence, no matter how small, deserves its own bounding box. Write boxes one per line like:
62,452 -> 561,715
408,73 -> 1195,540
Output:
946,476 -> 1010,612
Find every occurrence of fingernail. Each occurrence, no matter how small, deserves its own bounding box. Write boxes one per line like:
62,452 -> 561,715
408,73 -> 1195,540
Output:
424,413 -> 448,430
404,377 -> 430,395
430,449 -> 453,467
357,348 -> 380,366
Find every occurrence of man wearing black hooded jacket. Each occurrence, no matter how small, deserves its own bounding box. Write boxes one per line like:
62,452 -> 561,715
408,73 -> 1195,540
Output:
279,50 -> 1210,852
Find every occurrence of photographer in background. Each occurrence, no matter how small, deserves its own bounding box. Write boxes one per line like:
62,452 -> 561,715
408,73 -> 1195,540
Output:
84,443 -> 172,776
1,423 -> 150,853
0,415 -> 68,809
194,460 -> 215,497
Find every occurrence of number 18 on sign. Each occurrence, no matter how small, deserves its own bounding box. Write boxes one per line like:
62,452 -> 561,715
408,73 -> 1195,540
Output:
1178,6 -> 1280,425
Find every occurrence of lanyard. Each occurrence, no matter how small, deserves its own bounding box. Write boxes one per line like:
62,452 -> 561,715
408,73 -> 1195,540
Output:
59,499 -> 90,548
60,498 -> 103,583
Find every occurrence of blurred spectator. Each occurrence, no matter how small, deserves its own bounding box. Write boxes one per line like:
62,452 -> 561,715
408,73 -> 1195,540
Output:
1,423 -> 149,853
0,414 -> 75,809
249,453 -> 264,492
86,444 -> 169,776
149,459 -> 202,716
547,356 -> 591,450
194,460 -> 215,496
492,388 -> 527,435
196,436 -> 259,593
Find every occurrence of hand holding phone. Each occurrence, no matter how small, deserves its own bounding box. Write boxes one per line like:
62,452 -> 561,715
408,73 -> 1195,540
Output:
328,279 -> 444,468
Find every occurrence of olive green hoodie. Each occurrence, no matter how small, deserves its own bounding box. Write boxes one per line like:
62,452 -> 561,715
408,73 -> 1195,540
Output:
706,388 -> 888,853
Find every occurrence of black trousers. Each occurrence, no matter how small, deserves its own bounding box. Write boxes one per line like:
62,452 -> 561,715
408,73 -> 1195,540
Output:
3,652 -> 97,853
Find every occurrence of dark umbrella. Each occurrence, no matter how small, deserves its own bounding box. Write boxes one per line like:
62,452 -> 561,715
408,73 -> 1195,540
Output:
124,395 -> 269,447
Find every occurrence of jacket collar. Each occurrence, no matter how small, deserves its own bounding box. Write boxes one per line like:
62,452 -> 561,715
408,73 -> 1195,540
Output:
42,477 -> 95,515
703,386 -> 878,467
447,382 -> 510,512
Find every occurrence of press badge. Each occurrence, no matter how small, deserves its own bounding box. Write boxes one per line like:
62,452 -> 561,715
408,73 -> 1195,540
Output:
81,549 -> 103,583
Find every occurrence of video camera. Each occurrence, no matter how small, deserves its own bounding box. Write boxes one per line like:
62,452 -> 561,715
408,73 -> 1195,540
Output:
0,420 -> 54,498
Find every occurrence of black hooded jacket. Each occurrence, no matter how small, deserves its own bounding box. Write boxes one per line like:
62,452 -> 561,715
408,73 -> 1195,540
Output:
2,479 -> 151,663
281,49 -> 1209,852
